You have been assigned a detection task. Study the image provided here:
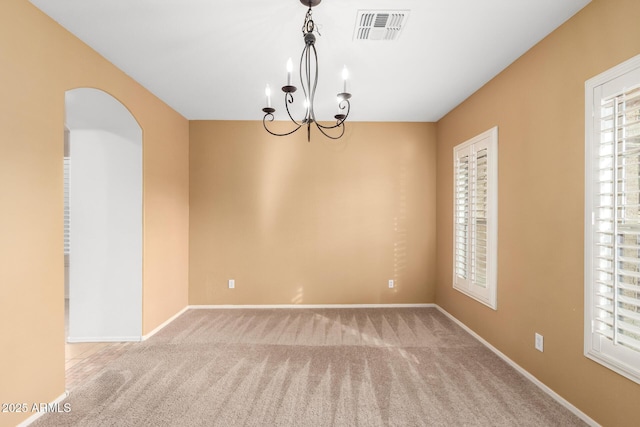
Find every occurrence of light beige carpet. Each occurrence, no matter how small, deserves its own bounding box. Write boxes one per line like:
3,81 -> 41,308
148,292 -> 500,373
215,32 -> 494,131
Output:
34,307 -> 586,426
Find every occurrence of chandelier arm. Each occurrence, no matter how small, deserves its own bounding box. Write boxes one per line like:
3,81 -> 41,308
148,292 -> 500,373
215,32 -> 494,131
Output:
315,120 -> 346,131
315,99 -> 351,130
339,98 -> 351,122
262,113 -> 302,137
284,92 -> 304,126
313,121 -> 346,140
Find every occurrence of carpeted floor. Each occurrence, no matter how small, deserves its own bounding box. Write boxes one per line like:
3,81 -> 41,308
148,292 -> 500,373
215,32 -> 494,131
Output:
33,307 -> 586,426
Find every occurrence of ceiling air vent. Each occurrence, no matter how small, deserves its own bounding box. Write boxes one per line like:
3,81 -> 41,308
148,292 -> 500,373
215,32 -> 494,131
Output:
354,10 -> 409,41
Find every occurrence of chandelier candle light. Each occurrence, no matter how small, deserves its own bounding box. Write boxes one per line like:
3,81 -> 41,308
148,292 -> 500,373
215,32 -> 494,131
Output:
262,0 -> 352,142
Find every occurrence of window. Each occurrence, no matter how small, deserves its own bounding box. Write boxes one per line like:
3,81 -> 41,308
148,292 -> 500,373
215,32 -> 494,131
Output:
453,127 -> 498,309
64,128 -> 70,256
585,54 -> 640,384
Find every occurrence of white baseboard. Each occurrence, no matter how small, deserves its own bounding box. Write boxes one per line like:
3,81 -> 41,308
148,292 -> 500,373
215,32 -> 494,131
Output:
434,305 -> 600,427
66,336 -> 141,343
142,306 -> 189,340
189,303 -> 436,309
18,391 -> 69,427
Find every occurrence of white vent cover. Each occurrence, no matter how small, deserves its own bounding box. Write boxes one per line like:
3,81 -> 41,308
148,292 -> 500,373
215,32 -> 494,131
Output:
354,10 -> 409,41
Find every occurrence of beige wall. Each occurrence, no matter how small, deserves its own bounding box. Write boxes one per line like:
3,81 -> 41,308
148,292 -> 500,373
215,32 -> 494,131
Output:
435,0 -> 640,425
189,121 -> 436,305
0,2 -> 189,426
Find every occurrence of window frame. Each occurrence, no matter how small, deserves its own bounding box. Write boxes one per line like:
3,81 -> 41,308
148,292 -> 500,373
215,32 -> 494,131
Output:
585,53 -> 640,385
452,126 -> 498,310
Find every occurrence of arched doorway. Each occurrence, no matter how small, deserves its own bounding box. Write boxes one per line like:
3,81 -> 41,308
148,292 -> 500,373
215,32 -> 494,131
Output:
65,88 -> 143,342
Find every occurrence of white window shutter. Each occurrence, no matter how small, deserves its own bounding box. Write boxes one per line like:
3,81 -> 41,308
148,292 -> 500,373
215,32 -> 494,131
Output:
472,146 -> 489,290
586,53 -> 640,384
453,127 -> 498,309
454,145 -> 471,285
64,157 -> 70,255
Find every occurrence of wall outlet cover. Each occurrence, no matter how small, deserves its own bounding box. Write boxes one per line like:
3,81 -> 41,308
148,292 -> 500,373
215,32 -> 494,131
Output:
535,333 -> 544,352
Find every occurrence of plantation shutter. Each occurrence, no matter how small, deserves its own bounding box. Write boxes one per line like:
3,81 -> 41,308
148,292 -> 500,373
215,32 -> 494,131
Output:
64,157 -> 70,255
592,85 -> 640,354
472,147 -> 489,289
454,146 -> 471,284
453,127 -> 497,309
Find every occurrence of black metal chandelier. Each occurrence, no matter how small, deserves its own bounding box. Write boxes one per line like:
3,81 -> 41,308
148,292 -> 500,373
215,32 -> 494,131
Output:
262,0 -> 352,142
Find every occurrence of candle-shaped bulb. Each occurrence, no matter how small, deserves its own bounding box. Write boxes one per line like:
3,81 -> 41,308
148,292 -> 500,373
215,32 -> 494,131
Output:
303,98 -> 310,120
342,65 -> 349,93
265,84 -> 271,108
286,58 -> 293,86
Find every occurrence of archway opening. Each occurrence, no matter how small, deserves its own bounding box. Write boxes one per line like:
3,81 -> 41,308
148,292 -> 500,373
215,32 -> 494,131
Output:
64,88 -> 143,345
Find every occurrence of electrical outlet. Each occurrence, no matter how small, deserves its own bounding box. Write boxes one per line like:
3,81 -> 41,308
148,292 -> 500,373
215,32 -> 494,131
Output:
388,279 -> 394,288
535,333 -> 544,352
228,279 -> 235,289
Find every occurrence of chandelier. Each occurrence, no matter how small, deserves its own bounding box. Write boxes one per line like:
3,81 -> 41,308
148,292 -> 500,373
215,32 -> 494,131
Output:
262,0 -> 352,142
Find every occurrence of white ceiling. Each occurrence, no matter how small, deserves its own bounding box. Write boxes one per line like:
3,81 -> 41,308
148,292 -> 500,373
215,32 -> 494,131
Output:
30,0 -> 591,122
